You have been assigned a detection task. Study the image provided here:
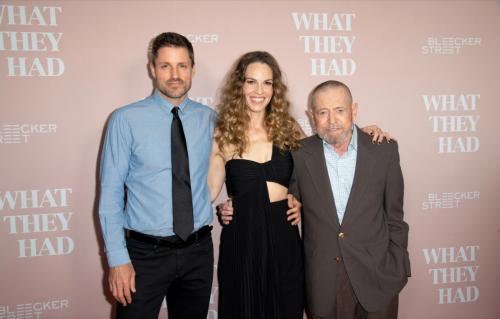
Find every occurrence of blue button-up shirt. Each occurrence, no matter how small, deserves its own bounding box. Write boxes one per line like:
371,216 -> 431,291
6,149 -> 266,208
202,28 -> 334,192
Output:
99,90 -> 217,267
323,126 -> 358,224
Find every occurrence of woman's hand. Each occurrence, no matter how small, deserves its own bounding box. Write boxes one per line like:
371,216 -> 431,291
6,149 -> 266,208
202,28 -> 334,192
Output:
361,125 -> 394,144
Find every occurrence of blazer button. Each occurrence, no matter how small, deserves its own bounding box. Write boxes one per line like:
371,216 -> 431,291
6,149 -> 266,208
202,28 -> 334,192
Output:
335,256 -> 342,262
338,232 -> 345,239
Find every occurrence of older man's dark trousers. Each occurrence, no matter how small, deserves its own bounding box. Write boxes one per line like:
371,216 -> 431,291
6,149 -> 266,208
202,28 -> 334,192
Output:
310,265 -> 399,319
116,232 -> 214,319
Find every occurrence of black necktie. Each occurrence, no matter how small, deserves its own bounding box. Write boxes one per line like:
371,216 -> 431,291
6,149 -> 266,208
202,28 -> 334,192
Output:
171,106 -> 194,241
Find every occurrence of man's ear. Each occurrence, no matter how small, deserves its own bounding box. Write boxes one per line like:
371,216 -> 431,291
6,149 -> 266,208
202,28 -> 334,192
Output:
306,109 -> 316,133
149,62 -> 156,79
352,102 -> 358,121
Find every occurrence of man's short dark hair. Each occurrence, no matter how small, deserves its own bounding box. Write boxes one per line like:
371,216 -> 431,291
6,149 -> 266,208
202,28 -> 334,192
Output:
150,32 -> 194,66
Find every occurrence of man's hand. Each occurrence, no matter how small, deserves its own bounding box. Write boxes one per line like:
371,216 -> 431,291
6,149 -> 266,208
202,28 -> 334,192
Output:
286,194 -> 302,225
109,263 -> 136,306
217,195 -> 301,226
217,199 -> 233,225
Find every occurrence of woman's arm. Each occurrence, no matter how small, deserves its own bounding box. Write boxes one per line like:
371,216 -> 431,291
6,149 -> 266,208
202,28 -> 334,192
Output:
207,137 -> 226,202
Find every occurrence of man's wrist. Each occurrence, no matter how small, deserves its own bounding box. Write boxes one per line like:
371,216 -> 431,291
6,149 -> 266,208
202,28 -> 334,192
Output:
107,249 -> 131,268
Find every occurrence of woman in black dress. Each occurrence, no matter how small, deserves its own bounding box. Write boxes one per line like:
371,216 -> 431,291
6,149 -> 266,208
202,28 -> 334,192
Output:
208,51 -> 305,319
208,51 -> 388,318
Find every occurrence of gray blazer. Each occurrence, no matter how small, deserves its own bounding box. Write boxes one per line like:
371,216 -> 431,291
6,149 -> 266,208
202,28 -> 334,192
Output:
291,127 -> 411,316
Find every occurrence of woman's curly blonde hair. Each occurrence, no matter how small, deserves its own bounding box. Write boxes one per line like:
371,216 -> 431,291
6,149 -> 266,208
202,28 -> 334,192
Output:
215,51 -> 301,157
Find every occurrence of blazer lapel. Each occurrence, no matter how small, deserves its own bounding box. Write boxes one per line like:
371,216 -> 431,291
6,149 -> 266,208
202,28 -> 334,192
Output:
304,135 -> 341,229
342,126 -> 374,225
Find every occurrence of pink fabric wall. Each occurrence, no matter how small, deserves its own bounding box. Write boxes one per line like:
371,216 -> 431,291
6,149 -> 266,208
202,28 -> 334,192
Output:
1,1 -> 499,318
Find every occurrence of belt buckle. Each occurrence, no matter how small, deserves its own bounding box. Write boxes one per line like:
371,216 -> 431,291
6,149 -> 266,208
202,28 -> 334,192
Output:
165,226 -> 211,249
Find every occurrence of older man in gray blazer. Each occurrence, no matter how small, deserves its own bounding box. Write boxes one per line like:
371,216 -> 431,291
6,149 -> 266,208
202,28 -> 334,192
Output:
292,80 -> 411,319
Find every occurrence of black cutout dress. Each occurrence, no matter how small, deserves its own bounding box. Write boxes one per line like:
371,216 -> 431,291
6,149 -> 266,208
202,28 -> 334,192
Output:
218,145 -> 304,319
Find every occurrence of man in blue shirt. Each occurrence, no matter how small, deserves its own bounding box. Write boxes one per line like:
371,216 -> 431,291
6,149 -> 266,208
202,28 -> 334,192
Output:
99,32 -> 217,319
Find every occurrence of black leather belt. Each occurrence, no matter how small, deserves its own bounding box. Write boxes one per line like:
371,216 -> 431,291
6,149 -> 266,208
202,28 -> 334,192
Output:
125,225 -> 212,248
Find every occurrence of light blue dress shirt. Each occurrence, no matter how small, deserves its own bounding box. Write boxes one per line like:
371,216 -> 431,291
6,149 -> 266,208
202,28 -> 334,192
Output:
99,90 -> 217,267
323,126 -> 358,224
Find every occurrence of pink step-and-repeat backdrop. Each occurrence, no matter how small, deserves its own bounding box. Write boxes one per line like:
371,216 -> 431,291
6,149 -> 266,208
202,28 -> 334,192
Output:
1,1 -> 499,318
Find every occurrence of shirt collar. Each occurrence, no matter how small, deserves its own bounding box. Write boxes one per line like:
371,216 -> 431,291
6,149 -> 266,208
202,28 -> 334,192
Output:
350,124 -> 358,151
152,89 -> 191,114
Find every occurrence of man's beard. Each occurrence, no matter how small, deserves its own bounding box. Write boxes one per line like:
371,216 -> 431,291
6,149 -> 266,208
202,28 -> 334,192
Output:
319,127 -> 349,146
159,79 -> 191,100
